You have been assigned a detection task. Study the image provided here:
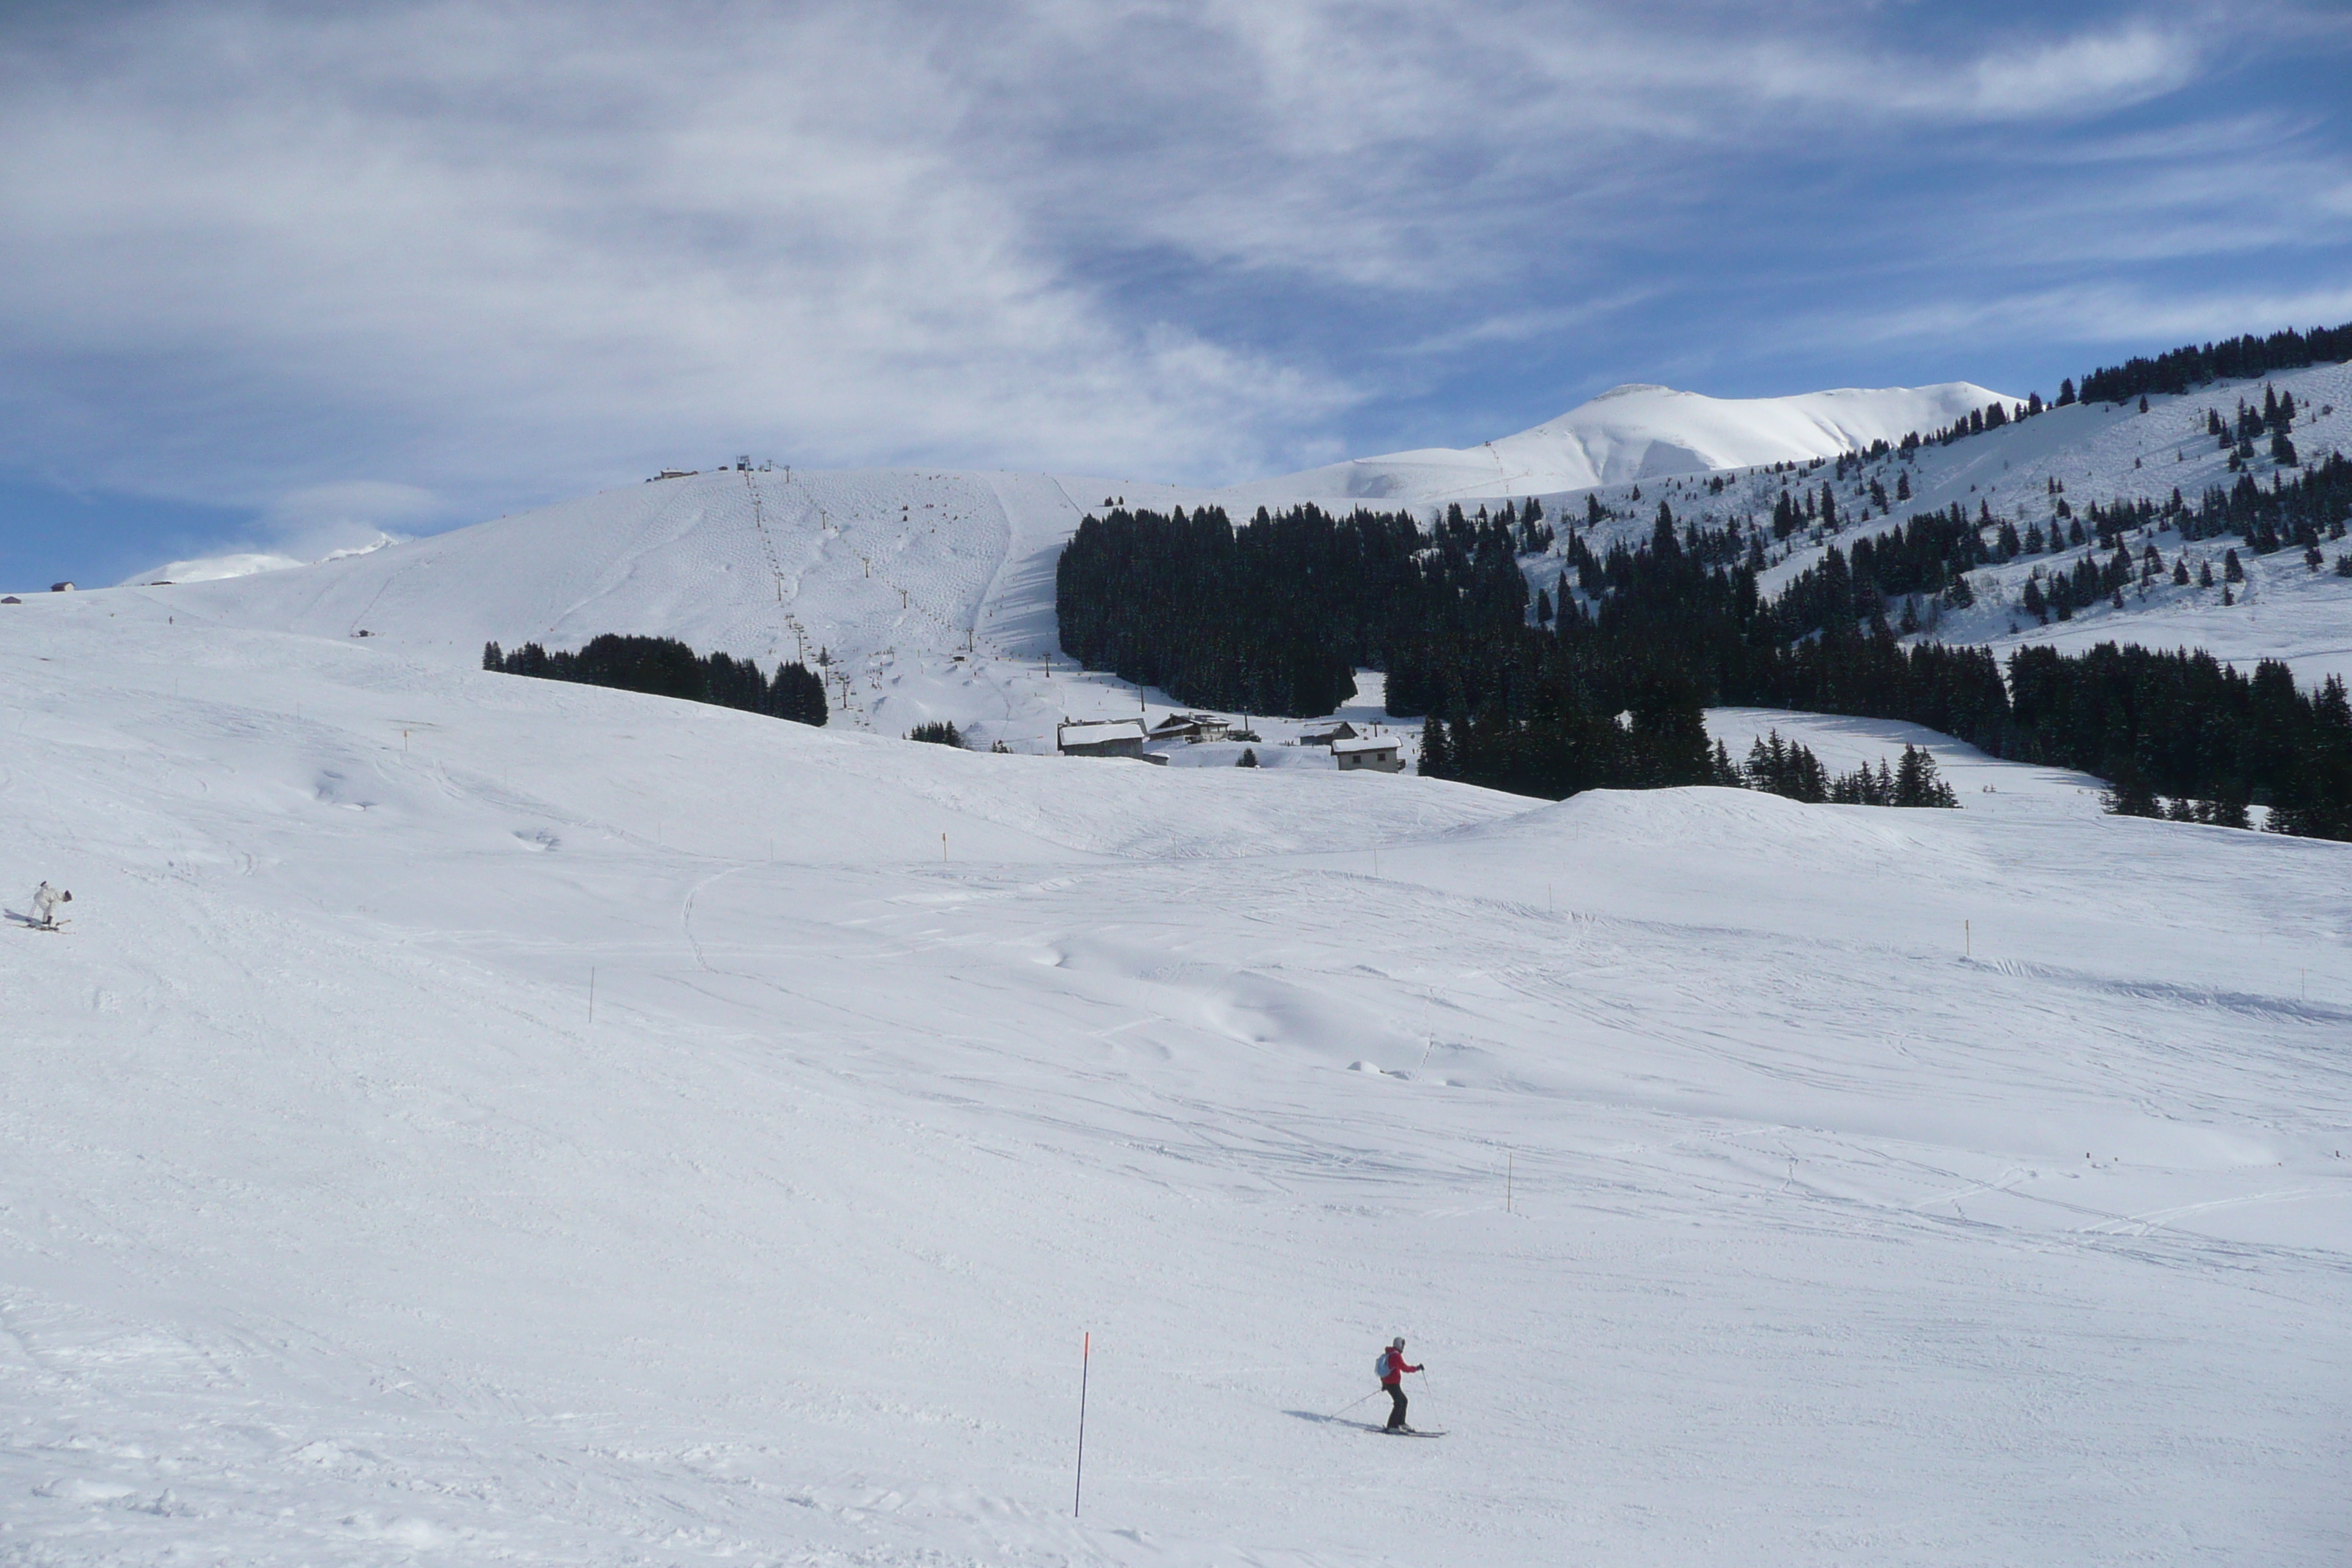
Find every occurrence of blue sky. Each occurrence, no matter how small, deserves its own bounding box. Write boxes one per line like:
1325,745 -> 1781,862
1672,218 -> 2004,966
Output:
2,1 -> 2349,587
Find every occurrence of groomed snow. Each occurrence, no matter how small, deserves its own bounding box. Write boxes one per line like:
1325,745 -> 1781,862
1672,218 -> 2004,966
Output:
4,593 -> 2348,1565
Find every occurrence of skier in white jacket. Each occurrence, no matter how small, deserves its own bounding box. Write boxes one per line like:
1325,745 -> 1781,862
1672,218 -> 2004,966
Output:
28,882 -> 69,928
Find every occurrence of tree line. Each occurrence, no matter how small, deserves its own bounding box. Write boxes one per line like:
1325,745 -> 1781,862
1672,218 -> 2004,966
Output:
483,634 -> 828,725
2076,319 -> 2352,406
1743,731 -> 1958,808
1055,500 -> 1537,717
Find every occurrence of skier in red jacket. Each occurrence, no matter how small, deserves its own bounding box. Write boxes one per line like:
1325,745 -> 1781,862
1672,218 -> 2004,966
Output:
1378,1337 -> 1422,1431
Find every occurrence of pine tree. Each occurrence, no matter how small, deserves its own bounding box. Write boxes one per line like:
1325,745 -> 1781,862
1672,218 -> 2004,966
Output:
2102,767 -> 2162,818
1419,715 -> 1450,776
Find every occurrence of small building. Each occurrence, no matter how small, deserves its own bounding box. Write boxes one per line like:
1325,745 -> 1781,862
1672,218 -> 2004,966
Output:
1331,736 -> 1403,773
1058,718 -> 1150,758
49,581 -> 75,593
1148,712 -> 1231,744
1299,721 -> 1357,746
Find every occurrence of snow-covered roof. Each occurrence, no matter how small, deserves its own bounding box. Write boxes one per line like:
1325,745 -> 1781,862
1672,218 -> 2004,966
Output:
1330,736 -> 1398,755
1058,720 -> 1147,747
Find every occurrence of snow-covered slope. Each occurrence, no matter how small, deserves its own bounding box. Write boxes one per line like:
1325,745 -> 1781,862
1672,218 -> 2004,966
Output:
101,378 -> 2010,750
135,464 -> 1414,755
1251,381 -> 2012,502
4,592 -> 2348,1565
68,358 -> 2352,753
1537,357 -> 2352,688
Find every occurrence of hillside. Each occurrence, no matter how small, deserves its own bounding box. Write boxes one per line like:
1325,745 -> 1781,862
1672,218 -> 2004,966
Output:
1545,356 -> 2352,690
80,356 -> 2352,769
4,592 -> 2348,1564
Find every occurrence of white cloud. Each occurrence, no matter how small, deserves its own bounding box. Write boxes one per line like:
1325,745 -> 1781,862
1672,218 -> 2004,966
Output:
1833,282 -> 2352,358
260,481 -> 439,559
0,0 -> 2337,539
0,1 -> 1360,511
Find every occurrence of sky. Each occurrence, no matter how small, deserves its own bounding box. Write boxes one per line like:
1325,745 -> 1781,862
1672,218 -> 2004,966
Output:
2,1 -> 2349,589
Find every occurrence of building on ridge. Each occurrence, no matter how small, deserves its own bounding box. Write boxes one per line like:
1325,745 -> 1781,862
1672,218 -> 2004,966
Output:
1331,736 -> 1403,773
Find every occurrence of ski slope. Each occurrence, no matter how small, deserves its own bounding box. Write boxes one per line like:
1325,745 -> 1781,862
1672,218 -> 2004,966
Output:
4,591 -> 2350,1565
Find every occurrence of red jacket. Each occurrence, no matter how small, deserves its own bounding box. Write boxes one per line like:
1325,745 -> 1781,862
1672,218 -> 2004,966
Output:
1379,1349 -> 1422,1385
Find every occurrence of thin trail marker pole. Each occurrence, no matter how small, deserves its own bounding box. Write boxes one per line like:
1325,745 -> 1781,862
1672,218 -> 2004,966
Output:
1073,1332 -> 1090,1518
1964,919 -> 1971,959
942,832 -> 949,864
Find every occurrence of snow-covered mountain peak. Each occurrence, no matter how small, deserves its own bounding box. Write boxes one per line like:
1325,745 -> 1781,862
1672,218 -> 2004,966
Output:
1247,379 -> 2016,503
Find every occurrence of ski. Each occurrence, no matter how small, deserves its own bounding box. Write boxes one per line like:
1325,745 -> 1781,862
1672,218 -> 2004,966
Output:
1347,1422 -> 1444,1437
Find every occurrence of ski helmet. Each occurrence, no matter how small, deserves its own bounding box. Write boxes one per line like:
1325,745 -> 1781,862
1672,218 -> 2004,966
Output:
1391,1337 -> 1405,1349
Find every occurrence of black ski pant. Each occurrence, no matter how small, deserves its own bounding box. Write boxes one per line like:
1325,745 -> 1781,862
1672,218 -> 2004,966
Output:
1384,1384 -> 1408,1429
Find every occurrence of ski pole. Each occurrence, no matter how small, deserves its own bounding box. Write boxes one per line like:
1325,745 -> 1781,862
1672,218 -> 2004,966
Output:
1326,1390 -> 1379,1420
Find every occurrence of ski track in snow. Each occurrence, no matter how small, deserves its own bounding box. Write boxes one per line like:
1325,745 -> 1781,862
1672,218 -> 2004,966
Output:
1,591 -> 2349,1565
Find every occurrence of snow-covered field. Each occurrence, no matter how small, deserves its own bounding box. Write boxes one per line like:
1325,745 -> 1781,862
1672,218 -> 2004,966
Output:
5,590 -> 2349,1565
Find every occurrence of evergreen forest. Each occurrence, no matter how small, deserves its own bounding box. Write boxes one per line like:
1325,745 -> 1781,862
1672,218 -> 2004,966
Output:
483,634 -> 829,726
1054,475 -> 2352,837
